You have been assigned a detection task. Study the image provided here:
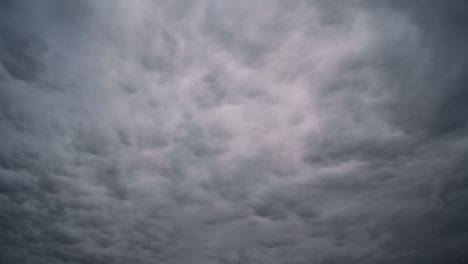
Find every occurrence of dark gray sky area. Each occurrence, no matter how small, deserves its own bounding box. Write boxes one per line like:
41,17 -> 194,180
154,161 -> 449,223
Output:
1,1 -> 468,263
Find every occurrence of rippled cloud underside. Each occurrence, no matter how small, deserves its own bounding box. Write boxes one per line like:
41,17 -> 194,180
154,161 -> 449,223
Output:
1,1 -> 468,263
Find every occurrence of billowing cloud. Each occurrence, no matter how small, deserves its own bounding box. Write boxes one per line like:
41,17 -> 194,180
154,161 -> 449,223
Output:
1,1 -> 467,263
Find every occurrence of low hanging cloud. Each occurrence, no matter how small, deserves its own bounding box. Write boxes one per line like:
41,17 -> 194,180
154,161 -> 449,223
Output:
1,1 -> 467,263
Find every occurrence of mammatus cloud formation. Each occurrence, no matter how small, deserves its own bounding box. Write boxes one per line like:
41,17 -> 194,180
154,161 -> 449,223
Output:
1,0 -> 467,263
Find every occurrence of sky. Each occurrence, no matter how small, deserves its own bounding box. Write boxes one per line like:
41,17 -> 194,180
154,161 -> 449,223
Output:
0,1 -> 467,263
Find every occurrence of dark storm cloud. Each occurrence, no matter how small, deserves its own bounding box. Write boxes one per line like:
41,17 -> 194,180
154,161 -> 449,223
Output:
1,0 -> 467,263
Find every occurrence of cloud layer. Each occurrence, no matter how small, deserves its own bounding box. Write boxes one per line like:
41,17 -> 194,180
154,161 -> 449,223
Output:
1,1 -> 467,263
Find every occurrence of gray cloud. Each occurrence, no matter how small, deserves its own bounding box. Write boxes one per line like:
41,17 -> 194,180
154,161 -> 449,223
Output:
1,1 -> 467,263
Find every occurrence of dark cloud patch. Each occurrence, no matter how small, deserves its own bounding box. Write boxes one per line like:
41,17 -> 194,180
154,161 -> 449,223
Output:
0,26 -> 47,81
369,0 -> 468,138
1,0 -> 468,263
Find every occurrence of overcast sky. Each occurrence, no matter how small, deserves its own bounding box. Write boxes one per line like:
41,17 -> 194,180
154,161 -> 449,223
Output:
1,1 -> 468,263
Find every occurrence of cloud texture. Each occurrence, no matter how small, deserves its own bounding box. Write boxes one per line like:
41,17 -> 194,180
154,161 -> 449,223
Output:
1,1 -> 467,263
